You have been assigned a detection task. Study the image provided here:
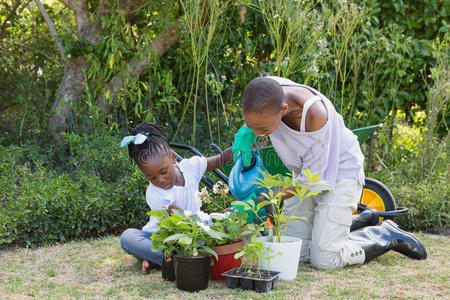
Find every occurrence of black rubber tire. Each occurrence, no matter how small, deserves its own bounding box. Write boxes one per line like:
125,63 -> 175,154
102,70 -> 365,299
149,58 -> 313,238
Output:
361,177 -> 396,219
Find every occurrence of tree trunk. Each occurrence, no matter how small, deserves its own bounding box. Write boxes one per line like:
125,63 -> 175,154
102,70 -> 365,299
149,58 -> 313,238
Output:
48,56 -> 88,143
48,0 -> 179,142
48,0 -> 99,142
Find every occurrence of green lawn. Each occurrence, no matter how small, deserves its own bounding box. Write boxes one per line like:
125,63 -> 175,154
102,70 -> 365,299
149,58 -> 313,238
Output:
0,233 -> 448,299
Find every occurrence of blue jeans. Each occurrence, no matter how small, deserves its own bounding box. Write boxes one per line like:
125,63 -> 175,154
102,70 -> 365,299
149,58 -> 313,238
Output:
120,228 -> 162,266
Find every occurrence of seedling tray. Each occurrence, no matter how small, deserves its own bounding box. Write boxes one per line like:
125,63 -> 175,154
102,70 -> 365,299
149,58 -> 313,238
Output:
222,267 -> 280,293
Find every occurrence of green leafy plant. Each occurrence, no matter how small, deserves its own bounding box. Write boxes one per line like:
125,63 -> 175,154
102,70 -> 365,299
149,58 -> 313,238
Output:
232,169 -> 328,243
209,211 -> 248,246
234,232 -> 277,276
148,209 -> 228,259
197,181 -> 236,213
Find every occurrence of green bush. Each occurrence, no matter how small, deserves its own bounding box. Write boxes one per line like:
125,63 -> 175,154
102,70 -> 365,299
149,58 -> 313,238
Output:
0,138 -> 149,247
372,170 -> 449,234
64,132 -> 136,183
370,137 -> 449,234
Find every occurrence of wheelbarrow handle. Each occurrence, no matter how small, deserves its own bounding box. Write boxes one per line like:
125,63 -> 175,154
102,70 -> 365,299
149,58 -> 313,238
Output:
357,204 -> 409,217
169,142 -> 229,187
209,143 -> 223,155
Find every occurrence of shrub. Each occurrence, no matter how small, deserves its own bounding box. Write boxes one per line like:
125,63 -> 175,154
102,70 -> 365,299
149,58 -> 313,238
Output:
373,170 -> 449,234
0,138 -> 149,247
370,134 -> 449,234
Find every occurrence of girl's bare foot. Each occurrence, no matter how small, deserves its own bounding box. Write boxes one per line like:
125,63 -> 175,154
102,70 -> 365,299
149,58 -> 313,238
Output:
141,260 -> 156,274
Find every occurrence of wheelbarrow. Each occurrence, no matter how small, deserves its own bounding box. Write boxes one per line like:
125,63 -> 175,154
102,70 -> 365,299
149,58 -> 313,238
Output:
169,124 -> 408,223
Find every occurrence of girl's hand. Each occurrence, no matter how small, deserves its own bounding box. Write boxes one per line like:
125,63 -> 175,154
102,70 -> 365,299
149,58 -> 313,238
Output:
167,203 -> 183,215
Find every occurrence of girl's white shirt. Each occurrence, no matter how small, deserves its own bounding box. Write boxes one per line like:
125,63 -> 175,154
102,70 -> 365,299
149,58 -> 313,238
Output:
142,155 -> 207,232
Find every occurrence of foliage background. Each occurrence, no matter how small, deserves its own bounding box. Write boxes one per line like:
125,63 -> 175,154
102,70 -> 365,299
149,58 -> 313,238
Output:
0,0 -> 448,246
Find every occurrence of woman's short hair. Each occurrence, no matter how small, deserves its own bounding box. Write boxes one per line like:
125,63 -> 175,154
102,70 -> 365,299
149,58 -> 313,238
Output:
242,77 -> 284,114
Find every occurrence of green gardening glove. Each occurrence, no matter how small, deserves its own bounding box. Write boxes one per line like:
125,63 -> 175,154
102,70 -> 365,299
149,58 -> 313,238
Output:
232,126 -> 257,167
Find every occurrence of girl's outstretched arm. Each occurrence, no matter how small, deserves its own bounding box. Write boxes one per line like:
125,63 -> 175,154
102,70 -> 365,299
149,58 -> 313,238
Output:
206,147 -> 233,172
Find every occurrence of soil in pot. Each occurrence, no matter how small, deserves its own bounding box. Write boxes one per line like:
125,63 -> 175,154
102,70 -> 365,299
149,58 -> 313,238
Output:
210,240 -> 244,280
174,255 -> 211,292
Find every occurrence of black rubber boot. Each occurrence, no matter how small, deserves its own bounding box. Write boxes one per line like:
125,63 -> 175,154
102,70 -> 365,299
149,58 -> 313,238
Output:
350,208 -> 380,232
349,220 -> 427,263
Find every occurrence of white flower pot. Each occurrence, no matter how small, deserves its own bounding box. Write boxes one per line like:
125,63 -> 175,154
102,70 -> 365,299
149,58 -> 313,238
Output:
256,235 -> 302,280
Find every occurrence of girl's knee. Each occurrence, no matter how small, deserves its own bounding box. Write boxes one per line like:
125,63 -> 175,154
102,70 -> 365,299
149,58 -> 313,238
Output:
120,228 -> 139,249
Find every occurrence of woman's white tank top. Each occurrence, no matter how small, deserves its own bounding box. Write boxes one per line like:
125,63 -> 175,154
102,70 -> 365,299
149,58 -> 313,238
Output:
267,76 -> 365,190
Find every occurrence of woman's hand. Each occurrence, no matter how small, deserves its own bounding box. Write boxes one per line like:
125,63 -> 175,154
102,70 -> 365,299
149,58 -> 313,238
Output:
232,126 -> 257,167
222,207 -> 235,213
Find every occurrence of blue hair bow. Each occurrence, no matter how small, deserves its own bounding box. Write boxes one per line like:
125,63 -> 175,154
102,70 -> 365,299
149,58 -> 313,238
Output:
120,132 -> 150,148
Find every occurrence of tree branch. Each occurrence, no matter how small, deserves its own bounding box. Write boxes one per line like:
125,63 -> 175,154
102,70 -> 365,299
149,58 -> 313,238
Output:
7,41 -> 61,65
34,0 -> 65,61
96,21 -> 180,112
62,0 -> 100,45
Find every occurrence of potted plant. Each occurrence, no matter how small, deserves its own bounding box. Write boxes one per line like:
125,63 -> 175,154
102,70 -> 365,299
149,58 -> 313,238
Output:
146,210 -> 177,282
222,230 -> 280,293
148,209 -> 227,292
196,181 -> 250,280
232,169 -> 328,280
208,210 -> 248,280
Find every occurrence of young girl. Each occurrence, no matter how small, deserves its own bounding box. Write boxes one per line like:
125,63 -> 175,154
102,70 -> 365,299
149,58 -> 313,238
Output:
119,122 -> 232,273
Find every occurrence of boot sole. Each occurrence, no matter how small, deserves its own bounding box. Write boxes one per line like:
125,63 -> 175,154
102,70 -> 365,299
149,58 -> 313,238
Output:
382,220 -> 427,260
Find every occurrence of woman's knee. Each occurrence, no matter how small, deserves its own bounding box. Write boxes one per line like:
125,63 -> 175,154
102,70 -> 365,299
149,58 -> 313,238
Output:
310,250 -> 340,270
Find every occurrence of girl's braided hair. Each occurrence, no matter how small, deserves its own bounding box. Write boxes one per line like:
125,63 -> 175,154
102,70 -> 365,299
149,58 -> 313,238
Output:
127,122 -> 171,166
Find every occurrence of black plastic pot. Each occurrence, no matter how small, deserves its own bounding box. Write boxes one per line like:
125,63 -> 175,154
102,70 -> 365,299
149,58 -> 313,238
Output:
161,254 -> 175,282
174,255 -> 211,292
222,267 -> 280,293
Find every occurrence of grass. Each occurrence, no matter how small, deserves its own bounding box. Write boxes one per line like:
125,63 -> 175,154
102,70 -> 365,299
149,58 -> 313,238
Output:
0,233 -> 448,299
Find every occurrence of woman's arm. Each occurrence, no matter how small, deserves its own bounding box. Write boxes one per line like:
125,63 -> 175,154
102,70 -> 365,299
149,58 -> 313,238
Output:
256,186 -> 297,203
206,147 -> 233,172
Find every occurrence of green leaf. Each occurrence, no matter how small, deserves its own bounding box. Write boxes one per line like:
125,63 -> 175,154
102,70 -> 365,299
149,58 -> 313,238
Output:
146,210 -> 164,219
256,200 -> 272,211
204,228 -> 228,240
164,233 -> 192,245
239,230 -> 255,236
302,169 -> 313,182
278,214 -> 289,223
312,174 -> 320,182
231,201 -> 251,210
199,246 -> 218,260
234,251 -> 244,259
305,190 -> 321,198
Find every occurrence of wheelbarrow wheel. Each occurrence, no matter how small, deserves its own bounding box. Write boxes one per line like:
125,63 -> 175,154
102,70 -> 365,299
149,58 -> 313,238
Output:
357,177 -> 396,221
